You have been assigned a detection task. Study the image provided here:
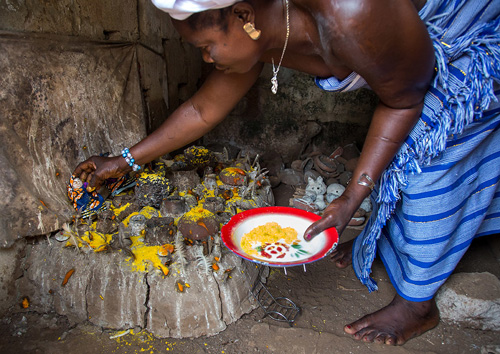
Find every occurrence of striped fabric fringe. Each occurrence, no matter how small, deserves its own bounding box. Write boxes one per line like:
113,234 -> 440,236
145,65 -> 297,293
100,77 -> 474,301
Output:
356,0 -> 500,292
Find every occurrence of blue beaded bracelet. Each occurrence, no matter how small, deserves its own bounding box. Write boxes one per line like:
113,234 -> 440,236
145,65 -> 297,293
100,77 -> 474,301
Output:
121,148 -> 141,172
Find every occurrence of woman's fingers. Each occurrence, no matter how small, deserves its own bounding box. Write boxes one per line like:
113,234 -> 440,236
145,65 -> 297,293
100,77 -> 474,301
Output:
75,155 -> 129,189
73,160 -> 97,179
304,216 -> 337,241
89,170 -> 107,190
303,196 -> 355,242
81,170 -> 95,184
71,157 -> 111,189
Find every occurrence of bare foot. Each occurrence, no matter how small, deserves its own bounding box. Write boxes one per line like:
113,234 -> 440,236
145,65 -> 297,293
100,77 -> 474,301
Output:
330,238 -> 353,268
344,294 -> 440,345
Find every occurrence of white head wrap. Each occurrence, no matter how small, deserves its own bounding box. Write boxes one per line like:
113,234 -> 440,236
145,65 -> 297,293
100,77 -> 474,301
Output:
152,0 -> 242,20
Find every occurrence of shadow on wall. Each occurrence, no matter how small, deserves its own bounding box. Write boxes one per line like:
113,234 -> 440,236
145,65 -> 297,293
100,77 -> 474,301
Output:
0,34 -> 147,247
203,66 -> 378,164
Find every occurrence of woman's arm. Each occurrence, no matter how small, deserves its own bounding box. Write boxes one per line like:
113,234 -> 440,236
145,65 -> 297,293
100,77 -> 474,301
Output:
305,0 -> 435,238
129,62 -> 264,163
74,62 -> 264,187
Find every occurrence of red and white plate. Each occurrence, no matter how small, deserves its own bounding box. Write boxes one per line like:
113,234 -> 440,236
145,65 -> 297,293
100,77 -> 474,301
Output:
221,207 -> 339,267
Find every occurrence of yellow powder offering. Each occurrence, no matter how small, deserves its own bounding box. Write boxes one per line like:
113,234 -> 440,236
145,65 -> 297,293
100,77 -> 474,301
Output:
241,222 -> 298,255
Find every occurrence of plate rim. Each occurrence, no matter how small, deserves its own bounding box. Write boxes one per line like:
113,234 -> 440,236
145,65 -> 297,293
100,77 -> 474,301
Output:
221,206 -> 339,267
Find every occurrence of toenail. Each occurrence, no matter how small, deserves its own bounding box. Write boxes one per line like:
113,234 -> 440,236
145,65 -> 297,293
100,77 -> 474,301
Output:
305,234 -> 311,241
346,325 -> 351,329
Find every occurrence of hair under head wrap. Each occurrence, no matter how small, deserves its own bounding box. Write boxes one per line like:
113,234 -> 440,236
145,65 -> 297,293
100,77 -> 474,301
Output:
152,0 -> 242,20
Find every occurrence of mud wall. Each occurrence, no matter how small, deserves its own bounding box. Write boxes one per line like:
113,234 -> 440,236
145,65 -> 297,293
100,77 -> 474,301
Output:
0,0 -> 377,315
0,0 -> 201,314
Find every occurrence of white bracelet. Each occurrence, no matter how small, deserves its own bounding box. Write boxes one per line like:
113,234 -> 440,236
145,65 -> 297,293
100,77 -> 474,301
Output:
121,148 -> 141,172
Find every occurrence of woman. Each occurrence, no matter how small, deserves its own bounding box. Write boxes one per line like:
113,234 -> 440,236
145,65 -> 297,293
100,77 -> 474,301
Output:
73,0 -> 500,345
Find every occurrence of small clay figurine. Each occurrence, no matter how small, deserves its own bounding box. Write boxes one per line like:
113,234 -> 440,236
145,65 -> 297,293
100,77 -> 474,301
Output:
325,182 -> 372,226
325,183 -> 346,203
303,176 -> 327,211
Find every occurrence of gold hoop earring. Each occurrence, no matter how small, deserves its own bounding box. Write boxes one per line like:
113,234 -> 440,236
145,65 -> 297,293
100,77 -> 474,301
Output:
243,22 -> 261,40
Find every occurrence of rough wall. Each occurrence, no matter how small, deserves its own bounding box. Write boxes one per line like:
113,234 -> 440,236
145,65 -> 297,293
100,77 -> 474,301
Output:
0,0 -> 201,314
1,34 -> 146,243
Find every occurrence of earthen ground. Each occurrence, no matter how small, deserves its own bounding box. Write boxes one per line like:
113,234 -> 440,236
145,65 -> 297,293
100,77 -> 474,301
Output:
1,185 -> 499,354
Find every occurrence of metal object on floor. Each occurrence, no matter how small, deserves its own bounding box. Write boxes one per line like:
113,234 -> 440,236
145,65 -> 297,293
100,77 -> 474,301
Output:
250,277 -> 301,326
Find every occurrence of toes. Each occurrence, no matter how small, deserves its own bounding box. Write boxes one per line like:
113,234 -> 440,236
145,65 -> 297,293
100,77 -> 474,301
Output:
374,332 -> 391,345
351,330 -> 399,346
360,329 -> 379,342
329,241 -> 353,268
344,316 -> 371,336
329,250 -> 340,261
330,251 -> 350,268
385,335 -> 399,346
345,320 -> 392,344
335,259 -> 349,268
344,324 -> 356,335
372,332 -> 398,346
351,327 -> 374,341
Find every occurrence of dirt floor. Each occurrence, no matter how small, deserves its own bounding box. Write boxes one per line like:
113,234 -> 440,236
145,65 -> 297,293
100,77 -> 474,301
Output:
1,185 -> 499,354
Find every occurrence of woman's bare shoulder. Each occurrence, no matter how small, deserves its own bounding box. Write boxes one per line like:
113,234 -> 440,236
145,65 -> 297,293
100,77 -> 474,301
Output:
294,0 -> 434,108
292,0 -> 369,23
293,0 -> 423,36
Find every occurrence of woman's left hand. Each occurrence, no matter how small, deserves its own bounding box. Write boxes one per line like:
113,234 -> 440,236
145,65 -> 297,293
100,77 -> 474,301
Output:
303,194 -> 359,242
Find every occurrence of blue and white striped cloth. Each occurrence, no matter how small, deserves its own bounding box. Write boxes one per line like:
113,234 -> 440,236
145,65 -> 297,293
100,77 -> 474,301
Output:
316,0 -> 500,300
361,92 -> 500,301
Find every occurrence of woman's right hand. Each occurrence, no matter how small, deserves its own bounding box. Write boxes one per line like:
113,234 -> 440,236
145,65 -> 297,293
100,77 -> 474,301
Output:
72,155 -> 131,190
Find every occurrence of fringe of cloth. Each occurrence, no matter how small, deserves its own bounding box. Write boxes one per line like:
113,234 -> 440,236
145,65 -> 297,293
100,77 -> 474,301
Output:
359,0 -> 500,292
